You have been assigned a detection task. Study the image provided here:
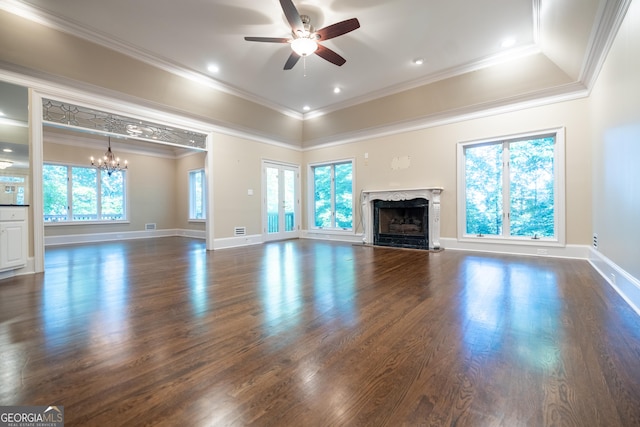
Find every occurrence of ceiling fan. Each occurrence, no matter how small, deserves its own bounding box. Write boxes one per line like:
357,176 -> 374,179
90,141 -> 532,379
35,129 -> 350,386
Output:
244,0 -> 360,70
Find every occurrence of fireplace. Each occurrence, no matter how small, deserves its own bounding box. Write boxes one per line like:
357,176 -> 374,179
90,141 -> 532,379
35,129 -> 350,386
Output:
374,198 -> 428,249
361,188 -> 443,250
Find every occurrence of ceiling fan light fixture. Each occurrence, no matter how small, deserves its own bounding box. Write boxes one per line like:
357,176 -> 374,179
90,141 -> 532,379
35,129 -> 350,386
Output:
291,37 -> 318,56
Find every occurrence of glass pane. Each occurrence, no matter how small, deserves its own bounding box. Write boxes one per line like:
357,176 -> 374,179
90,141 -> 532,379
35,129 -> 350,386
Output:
72,167 -> 98,221
465,144 -> 503,235
284,169 -> 295,232
101,170 -> 125,220
509,137 -> 555,238
266,167 -> 279,233
43,164 -> 69,222
313,165 -> 332,228
189,170 -> 205,219
334,163 -> 353,229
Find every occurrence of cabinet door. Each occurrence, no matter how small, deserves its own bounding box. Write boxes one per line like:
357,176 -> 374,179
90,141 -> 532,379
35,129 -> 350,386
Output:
0,222 -> 26,270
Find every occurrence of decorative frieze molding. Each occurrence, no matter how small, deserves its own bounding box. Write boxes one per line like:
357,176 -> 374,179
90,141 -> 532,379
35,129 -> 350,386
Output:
361,188 -> 443,249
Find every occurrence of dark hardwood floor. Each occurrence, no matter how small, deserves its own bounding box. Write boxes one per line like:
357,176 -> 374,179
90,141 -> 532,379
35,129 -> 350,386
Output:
1,238 -> 639,426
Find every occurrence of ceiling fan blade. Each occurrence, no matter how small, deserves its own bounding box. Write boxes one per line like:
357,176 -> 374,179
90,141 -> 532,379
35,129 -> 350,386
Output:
244,36 -> 290,43
315,44 -> 347,66
316,18 -> 360,41
279,0 -> 304,34
284,52 -> 301,70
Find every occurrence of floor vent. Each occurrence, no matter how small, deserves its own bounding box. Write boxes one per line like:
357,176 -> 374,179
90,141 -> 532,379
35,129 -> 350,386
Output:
145,223 -> 157,231
234,227 -> 246,236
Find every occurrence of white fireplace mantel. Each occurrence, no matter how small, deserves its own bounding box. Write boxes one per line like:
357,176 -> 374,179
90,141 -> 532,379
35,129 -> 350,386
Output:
361,188 -> 443,249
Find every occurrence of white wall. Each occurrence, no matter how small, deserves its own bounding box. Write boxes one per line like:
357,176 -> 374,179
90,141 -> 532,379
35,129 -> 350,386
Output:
589,0 -> 640,293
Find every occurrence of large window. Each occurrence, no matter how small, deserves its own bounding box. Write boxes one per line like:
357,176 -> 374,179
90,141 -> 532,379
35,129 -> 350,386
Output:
189,169 -> 206,220
310,160 -> 354,230
43,164 -> 127,222
458,129 -> 564,243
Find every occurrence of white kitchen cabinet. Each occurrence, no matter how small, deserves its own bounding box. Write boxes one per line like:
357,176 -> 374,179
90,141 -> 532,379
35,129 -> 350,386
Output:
0,206 -> 28,271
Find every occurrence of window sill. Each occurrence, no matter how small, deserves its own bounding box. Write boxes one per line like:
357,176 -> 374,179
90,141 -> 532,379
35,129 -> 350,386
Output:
45,220 -> 130,226
188,219 -> 206,223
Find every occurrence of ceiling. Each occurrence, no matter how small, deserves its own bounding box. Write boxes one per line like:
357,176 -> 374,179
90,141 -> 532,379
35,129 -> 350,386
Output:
10,0 -> 546,116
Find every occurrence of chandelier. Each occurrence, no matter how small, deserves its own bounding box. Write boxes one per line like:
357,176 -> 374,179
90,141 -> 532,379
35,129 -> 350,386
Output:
90,137 -> 128,176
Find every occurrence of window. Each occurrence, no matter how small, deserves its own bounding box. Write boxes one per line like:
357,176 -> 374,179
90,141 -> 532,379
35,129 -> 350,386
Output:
310,160 -> 354,230
189,169 -> 206,220
0,175 -> 26,205
458,129 -> 565,243
43,164 -> 127,222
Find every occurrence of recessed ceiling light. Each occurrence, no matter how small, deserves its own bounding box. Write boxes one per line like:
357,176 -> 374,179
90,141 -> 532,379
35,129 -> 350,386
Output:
333,87 -> 341,94
0,111 -> 5,116
501,37 -> 516,48
3,148 -> 12,153
303,105 -> 311,112
413,58 -> 425,65
207,64 -> 220,73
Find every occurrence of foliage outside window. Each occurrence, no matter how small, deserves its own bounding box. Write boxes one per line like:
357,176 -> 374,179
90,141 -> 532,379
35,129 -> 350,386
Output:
311,160 -> 353,230
43,163 -> 126,222
459,130 -> 564,242
189,169 -> 206,220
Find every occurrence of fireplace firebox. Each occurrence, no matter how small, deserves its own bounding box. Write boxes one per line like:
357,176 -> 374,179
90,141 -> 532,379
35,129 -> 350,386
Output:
373,198 -> 429,249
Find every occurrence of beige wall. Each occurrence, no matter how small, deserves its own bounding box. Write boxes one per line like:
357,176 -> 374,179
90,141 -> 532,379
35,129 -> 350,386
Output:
0,9 -> 302,147
303,98 -> 592,245
212,133 -> 302,238
43,136 -> 178,236
589,0 -> 640,279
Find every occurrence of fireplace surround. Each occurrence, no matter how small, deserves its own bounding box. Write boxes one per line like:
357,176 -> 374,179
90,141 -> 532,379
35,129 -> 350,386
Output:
362,188 -> 443,250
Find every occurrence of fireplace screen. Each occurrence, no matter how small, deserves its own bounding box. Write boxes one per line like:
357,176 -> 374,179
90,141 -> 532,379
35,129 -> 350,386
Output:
373,198 -> 429,249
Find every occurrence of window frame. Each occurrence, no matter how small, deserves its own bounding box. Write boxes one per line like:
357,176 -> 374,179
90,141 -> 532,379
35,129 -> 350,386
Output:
307,158 -> 355,232
188,168 -> 206,221
456,127 -> 565,246
43,162 -> 129,225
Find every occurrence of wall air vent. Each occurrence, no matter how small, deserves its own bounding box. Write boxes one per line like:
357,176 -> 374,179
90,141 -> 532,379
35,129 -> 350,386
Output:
234,227 -> 246,236
145,223 -> 157,231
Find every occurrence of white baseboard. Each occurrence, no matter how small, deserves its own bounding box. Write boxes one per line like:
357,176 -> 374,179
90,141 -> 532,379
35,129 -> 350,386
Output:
589,248 -> 640,316
175,229 -> 206,239
213,234 -> 263,249
302,229 -> 364,244
45,228 -> 182,246
0,257 -> 36,280
440,237 -> 590,259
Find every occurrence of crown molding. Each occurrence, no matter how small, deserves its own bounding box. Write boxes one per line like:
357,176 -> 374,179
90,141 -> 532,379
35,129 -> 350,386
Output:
302,82 -> 588,150
579,0 -> 633,91
304,44 -> 542,120
0,0 -> 303,120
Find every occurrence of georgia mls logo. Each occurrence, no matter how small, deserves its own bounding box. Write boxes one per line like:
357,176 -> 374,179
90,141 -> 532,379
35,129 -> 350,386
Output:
0,405 -> 64,427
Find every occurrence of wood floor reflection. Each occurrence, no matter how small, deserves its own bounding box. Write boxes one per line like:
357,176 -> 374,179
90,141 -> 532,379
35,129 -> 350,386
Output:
1,238 -> 639,426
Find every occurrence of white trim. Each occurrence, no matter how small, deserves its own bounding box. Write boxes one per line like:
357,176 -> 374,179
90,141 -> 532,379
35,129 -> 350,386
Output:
45,228 -> 181,246
307,158 -> 356,232
456,127 -> 566,246
301,229 -> 363,244
213,234 -> 263,250
0,256 -> 35,280
589,248 -> 640,316
441,238 -> 589,259
262,160 -> 301,242
302,83 -> 588,150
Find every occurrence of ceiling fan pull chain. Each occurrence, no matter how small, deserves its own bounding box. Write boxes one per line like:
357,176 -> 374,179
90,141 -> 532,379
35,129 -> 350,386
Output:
303,56 -> 307,77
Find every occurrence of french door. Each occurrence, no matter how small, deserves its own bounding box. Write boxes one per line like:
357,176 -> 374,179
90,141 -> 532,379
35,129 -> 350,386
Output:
263,161 -> 300,241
